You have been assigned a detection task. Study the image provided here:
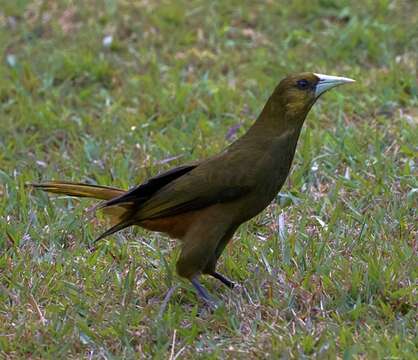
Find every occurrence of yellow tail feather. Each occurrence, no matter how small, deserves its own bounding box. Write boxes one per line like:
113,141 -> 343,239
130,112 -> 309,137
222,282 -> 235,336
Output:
30,181 -> 125,200
30,181 -> 134,238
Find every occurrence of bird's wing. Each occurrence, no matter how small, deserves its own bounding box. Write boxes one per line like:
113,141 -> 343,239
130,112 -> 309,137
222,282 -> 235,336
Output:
101,163 -> 198,208
94,156 -> 253,242
131,153 -> 255,220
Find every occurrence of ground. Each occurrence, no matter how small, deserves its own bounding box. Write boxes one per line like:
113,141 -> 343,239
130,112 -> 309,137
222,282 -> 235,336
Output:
0,0 -> 417,358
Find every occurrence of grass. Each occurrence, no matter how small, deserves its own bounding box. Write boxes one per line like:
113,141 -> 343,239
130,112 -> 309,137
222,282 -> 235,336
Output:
0,0 -> 417,358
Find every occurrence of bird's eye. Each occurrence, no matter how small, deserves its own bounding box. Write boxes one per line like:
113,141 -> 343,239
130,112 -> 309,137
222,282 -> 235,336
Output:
297,79 -> 309,90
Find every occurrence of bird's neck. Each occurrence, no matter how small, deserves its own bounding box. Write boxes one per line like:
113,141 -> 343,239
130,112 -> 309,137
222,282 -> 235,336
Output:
244,96 -> 307,144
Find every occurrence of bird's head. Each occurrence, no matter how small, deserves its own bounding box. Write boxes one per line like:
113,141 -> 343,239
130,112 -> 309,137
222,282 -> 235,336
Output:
272,72 -> 355,123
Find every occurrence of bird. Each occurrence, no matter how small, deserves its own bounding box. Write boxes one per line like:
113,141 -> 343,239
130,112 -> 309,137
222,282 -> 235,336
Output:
30,72 -> 354,305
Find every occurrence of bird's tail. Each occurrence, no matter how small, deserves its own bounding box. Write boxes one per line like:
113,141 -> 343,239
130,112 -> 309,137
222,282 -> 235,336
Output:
29,181 -> 134,238
30,181 -> 125,200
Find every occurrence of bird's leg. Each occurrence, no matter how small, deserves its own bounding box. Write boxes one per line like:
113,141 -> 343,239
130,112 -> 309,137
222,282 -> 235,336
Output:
190,276 -> 217,309
158,285 -> 178,319
203,227 -> 238,289
208,271 -> 235,289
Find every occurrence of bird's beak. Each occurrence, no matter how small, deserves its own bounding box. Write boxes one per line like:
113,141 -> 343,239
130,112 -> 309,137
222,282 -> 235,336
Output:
314,73 -> 355,98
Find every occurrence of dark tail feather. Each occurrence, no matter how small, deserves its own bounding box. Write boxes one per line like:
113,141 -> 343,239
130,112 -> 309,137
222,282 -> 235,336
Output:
93,220 -> 134,245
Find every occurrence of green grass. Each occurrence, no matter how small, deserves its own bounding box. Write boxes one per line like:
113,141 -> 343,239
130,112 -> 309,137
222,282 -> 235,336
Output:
0,0 -> 417,358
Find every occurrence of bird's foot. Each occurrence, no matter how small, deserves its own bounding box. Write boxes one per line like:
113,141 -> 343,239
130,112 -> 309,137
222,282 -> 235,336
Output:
190,277 -> 219,310
208,271 -> 236,289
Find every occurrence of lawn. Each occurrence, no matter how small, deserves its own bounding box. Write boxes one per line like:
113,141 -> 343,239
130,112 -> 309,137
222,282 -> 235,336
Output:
0,0 -> 417,358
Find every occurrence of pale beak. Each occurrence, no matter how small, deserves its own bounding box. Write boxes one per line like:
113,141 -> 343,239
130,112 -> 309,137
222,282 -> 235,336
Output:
314,73 -> 355,98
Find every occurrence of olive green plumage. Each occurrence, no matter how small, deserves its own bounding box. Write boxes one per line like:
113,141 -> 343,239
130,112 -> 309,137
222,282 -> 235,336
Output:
31,72 -> 354,305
